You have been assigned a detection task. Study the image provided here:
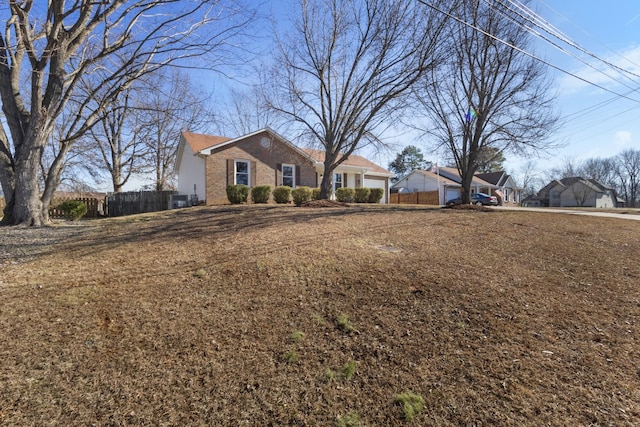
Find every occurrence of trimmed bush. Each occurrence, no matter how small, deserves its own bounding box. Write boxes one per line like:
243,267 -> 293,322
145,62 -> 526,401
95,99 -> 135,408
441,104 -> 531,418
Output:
58,199 -> 87,221
273,186 -> 292,204
251,185 -> 271,204
311,187 -> 322,200
368,188 -> 384,203
292,186 -> 312,206
335,187 -> 355,203
226,184 -> 249,204
354,187 -> 370,203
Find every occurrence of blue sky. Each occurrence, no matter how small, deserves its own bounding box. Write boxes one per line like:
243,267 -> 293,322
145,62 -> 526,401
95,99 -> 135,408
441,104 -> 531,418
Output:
516,0 -> 640,174
119,0 -> 640,190
253,1 -> 640,180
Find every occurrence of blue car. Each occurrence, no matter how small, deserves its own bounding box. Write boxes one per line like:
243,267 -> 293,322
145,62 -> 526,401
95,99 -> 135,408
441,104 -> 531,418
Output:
446,192 -> 498,206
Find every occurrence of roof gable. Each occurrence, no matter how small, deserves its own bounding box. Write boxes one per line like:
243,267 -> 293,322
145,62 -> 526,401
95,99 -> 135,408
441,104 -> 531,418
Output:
475,171 -> 505,185
437,167 -> 494,187
300,148 -> 392,176
182,131 -> 231,153
198,128 -> 318,163
394,169 -> 460,187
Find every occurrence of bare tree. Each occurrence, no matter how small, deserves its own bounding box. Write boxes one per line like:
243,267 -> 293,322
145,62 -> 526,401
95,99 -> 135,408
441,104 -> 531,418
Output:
265,0 -> 449,199
582,157 -> 617,189
517,159 -> 543,199
546,156 -> 584,181
615,149 -> 640,207
415,0 -> 560,203
216,87 -> 279,137
136,69 -> 214,191
85,89 -> 147,193
0,1 -> 253,226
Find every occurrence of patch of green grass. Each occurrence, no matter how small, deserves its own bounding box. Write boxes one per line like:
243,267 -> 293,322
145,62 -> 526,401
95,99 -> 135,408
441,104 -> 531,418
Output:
337,313 -> 355,333
341,360 -> 356,380
337,411 -> 366,427
290,330 -> 305,343
394,392 -> 425,421
283,350 -> 299,364
323,367 -> 337,382
312,313 -> 327,326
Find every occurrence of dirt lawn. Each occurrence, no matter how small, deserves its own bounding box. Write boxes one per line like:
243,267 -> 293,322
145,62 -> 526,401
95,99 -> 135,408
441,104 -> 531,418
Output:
1,205 -> 639,426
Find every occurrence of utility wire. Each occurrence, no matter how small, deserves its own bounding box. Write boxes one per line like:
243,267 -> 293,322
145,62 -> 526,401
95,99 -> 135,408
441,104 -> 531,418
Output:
488,0 -> 640,93
416,0 -> 640,104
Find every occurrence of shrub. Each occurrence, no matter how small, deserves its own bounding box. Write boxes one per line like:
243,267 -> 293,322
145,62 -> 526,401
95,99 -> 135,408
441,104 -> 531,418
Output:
354,187 -> 370,203
368,188 -> 384,203
292,186 -> 312,206
226,184 -> 249,204
311,187 -> 322,200
57,199 -> 87,221
394,392 -> 425,421
273,186 -> 292,204
335,187 -> 355,203
251,185 -> 271,204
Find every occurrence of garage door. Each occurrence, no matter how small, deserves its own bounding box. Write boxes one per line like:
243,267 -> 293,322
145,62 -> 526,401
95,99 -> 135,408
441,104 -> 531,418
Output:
445,188 -> 460,202
363,176 -> 387,203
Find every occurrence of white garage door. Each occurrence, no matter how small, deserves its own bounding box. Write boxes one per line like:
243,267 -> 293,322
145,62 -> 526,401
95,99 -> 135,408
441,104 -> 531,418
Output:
363,176 -> 387,203
445,188 -> 460,202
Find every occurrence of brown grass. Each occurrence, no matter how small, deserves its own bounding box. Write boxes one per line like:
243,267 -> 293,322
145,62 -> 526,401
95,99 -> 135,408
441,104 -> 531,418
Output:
1,204 -> 640,426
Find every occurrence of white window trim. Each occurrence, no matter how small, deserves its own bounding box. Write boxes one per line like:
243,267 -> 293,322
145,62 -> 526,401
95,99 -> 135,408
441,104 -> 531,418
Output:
282,163 -> 295,188
334,172 -> 343,192
235,159 -> 250,186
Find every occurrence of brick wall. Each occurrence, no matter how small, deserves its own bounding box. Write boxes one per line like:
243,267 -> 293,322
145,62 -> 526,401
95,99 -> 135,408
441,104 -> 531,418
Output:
205,132 -> 317,204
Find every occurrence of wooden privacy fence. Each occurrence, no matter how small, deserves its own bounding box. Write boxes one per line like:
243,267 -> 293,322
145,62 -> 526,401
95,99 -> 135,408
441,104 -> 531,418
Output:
49,197 -> 104,219
389,190 -> 440,205
107,191 -> 176,217
1,196 -> 104,219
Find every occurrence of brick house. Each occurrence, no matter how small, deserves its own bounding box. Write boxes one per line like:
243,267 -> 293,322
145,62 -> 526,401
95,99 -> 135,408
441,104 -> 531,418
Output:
175,128 -> 393,204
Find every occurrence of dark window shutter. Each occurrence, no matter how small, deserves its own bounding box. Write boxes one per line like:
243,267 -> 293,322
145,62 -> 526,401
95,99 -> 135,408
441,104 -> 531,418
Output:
251,160 -> 257,187
227,159 -> 234,185
344,173 -> 348,188
276,163 -> 282,186
295,165 -> 300,187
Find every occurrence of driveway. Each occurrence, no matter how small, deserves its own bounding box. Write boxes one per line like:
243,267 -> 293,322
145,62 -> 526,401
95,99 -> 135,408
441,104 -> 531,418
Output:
493,206 -> 640,221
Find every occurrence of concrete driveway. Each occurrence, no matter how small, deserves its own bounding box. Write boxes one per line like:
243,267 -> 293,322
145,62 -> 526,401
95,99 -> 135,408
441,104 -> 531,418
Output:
493,206 -> 640,221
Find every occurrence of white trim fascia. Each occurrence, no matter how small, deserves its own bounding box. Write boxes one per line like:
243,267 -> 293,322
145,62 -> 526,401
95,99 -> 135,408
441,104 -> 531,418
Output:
199,128 -> 320,165
174,134 -> 187,175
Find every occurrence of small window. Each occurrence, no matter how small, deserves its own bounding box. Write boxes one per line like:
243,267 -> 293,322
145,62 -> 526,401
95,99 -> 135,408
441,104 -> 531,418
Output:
334,173 -> 343,191
235,160 -> 249,186
505,188 -> 510,202
282,164 -> 295,188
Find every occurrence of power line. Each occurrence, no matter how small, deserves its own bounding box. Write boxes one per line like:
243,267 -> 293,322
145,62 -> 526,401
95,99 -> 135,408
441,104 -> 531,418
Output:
417,0 -> 640,104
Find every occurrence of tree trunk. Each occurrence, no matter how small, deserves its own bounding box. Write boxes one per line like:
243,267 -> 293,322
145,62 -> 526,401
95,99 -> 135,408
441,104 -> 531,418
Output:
460,169 -> 475,204
13,155 -> 45,226
319,157 -> 337,200
319,172 -> 333,200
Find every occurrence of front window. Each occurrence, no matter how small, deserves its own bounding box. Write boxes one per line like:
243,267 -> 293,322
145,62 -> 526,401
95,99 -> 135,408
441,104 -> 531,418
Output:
334,173 -> 343,191
235,160 -> 249,185
282,164 -> 295,187
505,188 -> 510,202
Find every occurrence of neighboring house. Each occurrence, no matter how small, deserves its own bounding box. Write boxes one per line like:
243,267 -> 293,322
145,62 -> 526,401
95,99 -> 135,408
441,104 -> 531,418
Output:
175,128 -> 393,204
392,167 -> 520,205
391,169 -> 461,205
475,171 -> 522,206
535,177 -> 618,208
